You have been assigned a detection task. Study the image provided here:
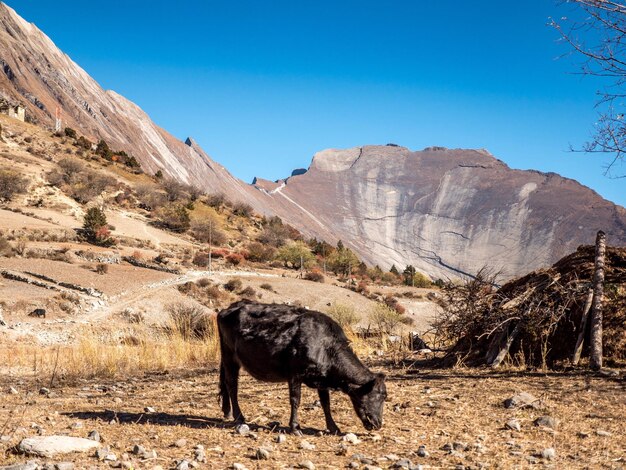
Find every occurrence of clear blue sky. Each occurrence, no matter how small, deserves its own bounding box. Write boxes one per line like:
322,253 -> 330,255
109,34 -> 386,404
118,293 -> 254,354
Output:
8,0 -> 625,206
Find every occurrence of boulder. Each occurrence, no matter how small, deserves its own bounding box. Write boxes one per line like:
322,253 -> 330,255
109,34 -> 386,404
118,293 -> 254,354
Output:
18,436 -> 100,458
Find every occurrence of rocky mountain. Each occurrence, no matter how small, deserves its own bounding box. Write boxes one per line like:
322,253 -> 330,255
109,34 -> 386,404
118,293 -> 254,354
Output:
252,145 -> 626,280
1,2 -> 625,280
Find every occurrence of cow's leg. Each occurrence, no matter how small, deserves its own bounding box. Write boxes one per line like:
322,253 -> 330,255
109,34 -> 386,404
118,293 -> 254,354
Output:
219,362 -> 232,420
318,389 -> 340,434
221,351 -> 245,423
288,379 -> 303,435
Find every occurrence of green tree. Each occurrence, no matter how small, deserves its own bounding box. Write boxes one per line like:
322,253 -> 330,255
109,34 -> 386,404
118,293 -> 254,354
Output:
403,265 -> 416,286
327,245 -> 360,277
276,241 -> 315,270
83,207 -> 113,245
390,264 -> 399,275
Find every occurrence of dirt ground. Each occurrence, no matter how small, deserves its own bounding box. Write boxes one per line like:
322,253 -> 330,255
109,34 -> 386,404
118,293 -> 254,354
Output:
1,363 -> 624,469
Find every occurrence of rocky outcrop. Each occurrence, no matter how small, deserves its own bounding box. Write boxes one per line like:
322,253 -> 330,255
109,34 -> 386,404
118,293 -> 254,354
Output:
253,145 -> 626,280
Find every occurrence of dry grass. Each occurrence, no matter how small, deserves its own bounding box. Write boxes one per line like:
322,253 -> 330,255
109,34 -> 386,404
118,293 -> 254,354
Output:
0,326 -> 220,383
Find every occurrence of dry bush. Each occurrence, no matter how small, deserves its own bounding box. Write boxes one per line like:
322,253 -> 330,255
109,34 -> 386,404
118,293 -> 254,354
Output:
305,270 -> 325,283
189,218 -> 227,245
205,192 -> 231,211
260,283 -> 273,292
166,302 -> 215,340
135,183 -> 166,210
154,203 -> 190,232
232,201 -> 253,217
257,223 -> 292,247
368,303 -> 413,335
326,302 -> 359,331
225,253 -> 244,266
0,236 -> 15,257
161,178 -> 191,202
0,169 -> 29,202
95,263 -> 108,275
224,278 -> 243,292
197,278 -> 212,288
246,241 -> 276,263
240,286 -> 256,299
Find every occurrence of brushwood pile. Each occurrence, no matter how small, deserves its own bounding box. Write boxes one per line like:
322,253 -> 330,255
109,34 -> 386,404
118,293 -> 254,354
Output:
435,245 -> 626,367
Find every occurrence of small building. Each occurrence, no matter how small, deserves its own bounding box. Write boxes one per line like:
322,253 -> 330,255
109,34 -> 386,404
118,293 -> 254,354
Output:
0,101 -> 25,122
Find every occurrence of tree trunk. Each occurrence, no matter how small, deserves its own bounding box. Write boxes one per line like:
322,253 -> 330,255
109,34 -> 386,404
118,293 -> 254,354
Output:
572,288 -> 594,366
589,231 -> 606,371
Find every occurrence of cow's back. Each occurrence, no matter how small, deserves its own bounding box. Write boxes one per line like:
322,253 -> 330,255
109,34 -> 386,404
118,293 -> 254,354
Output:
217,300 -> 350,384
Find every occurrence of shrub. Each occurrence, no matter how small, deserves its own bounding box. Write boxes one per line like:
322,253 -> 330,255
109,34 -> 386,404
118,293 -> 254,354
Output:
0,169 -> 29,202
246,241 -> 276,262
154,169 -> 163,179
240,286 -> 256,298
326,303 -> 359,330
368,303 -> 413,335
197,278 -> 212,288
75,135 -> 92,150
166,302 -> 214,340
205,192 -> 230,211
190,218 -> 227,245
64,127 -> 77,139
224,278 -> 243,292
232,201 -> 253,217
161,178 -> 190,202
95,263 -> 108,275
304,270 -> 325,283
135,183 -> 166,211
155,203 -> 191,232
68,173 -> 116,203
257,223 -> 292,247
0,236 -> 14,257
225,253 -> 244,266
260,283 -> 273,291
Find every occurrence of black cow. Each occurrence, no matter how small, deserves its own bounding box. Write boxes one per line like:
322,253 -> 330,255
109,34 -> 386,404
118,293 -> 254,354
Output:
217,300 -> 386,435
28,308 -> 46,319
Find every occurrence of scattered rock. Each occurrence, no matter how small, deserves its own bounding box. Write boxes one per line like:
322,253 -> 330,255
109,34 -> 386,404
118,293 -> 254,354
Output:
275,434 -> 287,444
256,447 -> 270,460
104,452 -> 117,462
505,419 -> 521,432
235,424 -> 250,436
8,386 -> 18,395
503,392 -> 539,409
596,430 -> 612,437
18,436 -> 100,458
541,448 -> 556,460
87,430 -> 100,442
175,460 -> 189,470
534,416 -> 559,430
391,459 -> 413,469
231,464 -> 248,470
363,465 -> 383,470
452,442 -> 467,451
299,461 -> 315,470
299,439 -> 315,450
132,444 -> 145,455
39,387 -> 50,396
578,431 -> 590,438
55,463 -> 74,470
0,462 -> 39,470
416,445 -> 429,457
174,438 -> 187,448
95,447 -> 110,460
343,433 -> 361,444
144,407 -> 156,413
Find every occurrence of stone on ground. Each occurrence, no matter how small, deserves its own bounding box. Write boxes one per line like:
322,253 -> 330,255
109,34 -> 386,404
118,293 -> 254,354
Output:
18,436 -> 100,458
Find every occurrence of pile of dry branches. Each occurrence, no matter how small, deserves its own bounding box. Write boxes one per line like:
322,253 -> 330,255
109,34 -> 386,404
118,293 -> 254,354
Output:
434,245 -> 626,368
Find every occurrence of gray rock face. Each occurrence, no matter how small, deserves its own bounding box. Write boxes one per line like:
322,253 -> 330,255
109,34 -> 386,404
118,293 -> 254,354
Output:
18,435 -> 100,458
254,145 -> 626,280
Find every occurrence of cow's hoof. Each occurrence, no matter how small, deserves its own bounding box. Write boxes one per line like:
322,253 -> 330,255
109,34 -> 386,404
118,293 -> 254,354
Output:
327,427 -> 341,435
223,413 -> 234,421
290,428 -> 303,436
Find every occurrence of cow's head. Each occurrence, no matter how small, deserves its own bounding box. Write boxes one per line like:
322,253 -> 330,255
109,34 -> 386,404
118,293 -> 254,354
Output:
348,372 -> 386,430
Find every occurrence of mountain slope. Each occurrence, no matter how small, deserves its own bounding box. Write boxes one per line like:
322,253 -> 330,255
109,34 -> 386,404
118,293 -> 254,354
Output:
252,145 -> 626,280
0,2 -> 259,205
